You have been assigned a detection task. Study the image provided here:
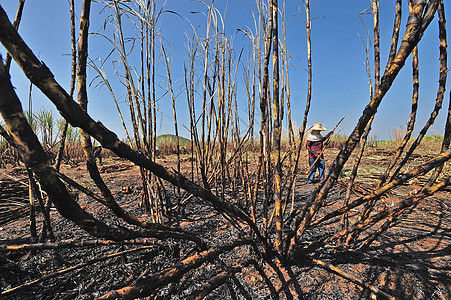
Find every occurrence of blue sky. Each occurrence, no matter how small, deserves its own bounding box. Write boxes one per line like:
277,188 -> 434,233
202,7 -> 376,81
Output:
1,0 -> 450,141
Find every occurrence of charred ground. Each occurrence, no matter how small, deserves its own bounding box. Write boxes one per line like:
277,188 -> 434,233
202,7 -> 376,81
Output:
0,148 -> 450,300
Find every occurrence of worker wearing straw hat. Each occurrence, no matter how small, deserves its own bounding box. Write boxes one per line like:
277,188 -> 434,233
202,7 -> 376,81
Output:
306,122 -> 327,183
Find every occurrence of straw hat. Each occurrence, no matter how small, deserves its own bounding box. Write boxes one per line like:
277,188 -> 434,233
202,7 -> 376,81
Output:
310,122 -> 326,131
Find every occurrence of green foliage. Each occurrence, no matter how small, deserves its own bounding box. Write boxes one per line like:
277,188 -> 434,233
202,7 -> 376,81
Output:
0,110 -> 86,166
36,109 -> 56,147
156,134 -> 190,144
423,134 -> 444,142
156,134 -> 191,155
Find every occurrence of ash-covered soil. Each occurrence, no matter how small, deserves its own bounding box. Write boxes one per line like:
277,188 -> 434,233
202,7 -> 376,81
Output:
0,154 -> 450,299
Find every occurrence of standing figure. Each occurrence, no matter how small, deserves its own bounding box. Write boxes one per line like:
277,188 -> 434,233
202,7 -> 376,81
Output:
306,123 -> 327,183
93,146 -> 103,165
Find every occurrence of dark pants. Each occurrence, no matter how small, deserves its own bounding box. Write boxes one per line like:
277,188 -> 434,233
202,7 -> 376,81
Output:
308,157 -> 325,182
94,152 -> 102,165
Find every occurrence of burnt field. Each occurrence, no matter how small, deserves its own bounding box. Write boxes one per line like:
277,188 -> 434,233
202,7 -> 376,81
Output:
1,0 -> 451,299
1,148 -> 450,299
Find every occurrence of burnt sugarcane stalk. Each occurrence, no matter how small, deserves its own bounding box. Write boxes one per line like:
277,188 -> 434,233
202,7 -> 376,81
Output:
0,61 -> 209,247
429,89 -> 451,183
347,47 -> 419,243
27,169 -> 37,243
271,0 -> 284,255
0,126 -> 54,241
280,0 -> 314,217
27,168 -> 56,243
75,0 -> 156,230
1,245 -> 158,297
427,0 -> 448,184
299,0 -> 312,144
386,0 -> 447,184
358,175 -> 450,250
4,0 -> 24,71
310,149 -> 451,228
76,0 -> 114,204
311,258 -> 395,299
185,265 -> 244,300
344,0 -> 381,241
377,0 -> 420,189
377,47 -> 419,188
260,0 -> 273,239
336,174 -> 450,246
97,239 -> 253,300
111,1 -> 154,216
281,1 -> 294,150
162,44 -> 181,211
0,5 -> 268,247
5,0 -> 40,244
293,0 -> 436,243
199,0 -> 215,190
344,4 -> 379,225
0,239 -> 165,252
55,0 -> 77,172
386,0 -> 402,69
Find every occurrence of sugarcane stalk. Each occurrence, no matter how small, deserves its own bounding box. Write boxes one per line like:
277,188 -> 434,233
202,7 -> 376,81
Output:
185,266 -> 243,300
335,175 -> 450,246
0,239 -> 164,251
0,125 -> 54,241
386,0 -> 402,69
55,0 -> 77,172
161,44 -> 181,213
97,239 -> 252,300
358,175 -> 450,250
344,0 -> 381,242
386,0 -> 446,184
310,149 -> 451,228
344,9 -> 376,223
264,258 -> 294,300
248,260 -> 278,296
281,0 -> 294,150
76,0 -> 158,230
295,0 -> 436,243
1,245 -> 157,297
4,0 -> 39,245
427,0 -> 448,184
27,170 -> 37,243
4,0 -> 24,71
377,46 -> 419,188
200,0 -> 215,190
271,0 -> 283,255
260,0 -> 273,239
311,258 -> 395,300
